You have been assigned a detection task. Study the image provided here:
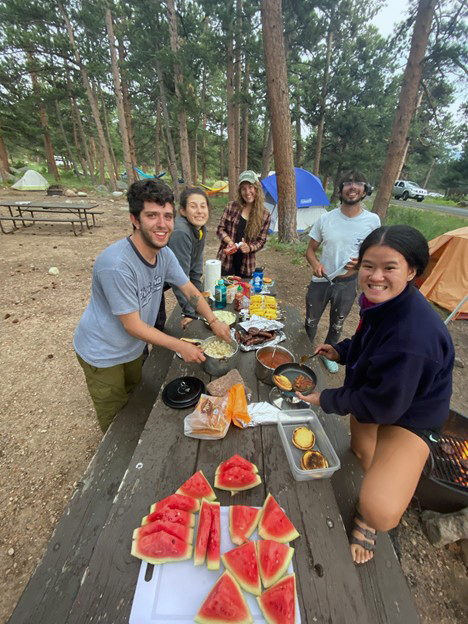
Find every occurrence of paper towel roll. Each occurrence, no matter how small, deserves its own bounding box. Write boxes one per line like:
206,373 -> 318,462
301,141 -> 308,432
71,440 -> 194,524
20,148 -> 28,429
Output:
204,259 -> 221,296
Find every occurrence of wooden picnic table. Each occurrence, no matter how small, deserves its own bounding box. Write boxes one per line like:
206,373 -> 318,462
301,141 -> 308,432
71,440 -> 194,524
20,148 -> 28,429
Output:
0,200 -> 102,232
7,305 -> 419,624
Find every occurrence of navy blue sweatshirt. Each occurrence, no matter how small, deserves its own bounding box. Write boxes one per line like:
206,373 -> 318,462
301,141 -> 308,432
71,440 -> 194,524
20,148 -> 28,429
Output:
320,285 -> 454,430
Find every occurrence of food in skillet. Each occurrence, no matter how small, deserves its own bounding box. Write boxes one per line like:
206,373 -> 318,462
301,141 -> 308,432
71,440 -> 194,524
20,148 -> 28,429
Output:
291,374 -> 315,394
292,427 -> 315,450
301,450 -> 328,470
272,374 -> 292,392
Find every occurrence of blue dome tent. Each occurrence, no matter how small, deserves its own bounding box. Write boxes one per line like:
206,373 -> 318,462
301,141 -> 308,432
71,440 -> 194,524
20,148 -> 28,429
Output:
261,167 -> 330,233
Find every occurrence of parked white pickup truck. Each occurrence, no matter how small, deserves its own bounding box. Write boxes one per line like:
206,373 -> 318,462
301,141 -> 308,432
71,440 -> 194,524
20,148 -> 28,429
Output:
393,180 -> 427,202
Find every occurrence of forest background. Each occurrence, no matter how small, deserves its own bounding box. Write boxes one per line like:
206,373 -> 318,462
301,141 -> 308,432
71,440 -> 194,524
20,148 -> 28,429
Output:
0,0 -> 467,222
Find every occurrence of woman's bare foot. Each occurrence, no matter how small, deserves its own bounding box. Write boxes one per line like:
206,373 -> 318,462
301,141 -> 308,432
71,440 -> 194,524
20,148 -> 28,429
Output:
350,511 -> 376,564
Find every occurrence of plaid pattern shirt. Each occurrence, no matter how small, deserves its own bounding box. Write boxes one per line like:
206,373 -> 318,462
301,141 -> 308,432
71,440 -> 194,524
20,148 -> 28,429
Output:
216,202 -> 271,277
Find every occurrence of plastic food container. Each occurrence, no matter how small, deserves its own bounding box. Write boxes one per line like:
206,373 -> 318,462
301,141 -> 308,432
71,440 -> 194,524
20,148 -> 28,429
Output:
277,409 -> 341,481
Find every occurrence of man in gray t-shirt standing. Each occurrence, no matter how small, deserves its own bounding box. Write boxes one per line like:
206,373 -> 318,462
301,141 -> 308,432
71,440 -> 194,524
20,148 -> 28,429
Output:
305,169 -> 380,373
74,179 -> 231,432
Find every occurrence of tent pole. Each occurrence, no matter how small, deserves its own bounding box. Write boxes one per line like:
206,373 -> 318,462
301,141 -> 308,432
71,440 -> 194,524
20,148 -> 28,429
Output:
444,294 -> 468,325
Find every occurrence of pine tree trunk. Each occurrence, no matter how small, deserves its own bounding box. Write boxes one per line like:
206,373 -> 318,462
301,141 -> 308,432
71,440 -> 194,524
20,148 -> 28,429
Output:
58,1 -> 117,190
118,39 -> 137,170
423,156 -> 436,188
261,121 -> 273,179
240,54 -> 249,172
105,8 -> 134,184
155,98 -> 161,175
234,0 -> 242,178
295,91 -> 302,167
192,132 -> 198,183
313,28 -> 333,177
201,71 -> 207,185
219,121 -> 225,179
55,100 -> 81,178
0,121 -> 11,181
166,0 -> 192,186
227,37 -> 237,199
97,84 -> 119,181
66,71 -> 93,180
373,0 -> 437,220
155,54 -> 180,200
260,0 -> 297,242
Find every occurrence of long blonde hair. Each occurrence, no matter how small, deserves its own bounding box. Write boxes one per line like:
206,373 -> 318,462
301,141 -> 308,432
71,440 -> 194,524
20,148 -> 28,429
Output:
237,180 -> 265,240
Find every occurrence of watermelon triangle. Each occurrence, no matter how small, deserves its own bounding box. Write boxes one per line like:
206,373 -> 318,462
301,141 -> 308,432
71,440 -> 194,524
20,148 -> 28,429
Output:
258,494 -> 300,543
195,571 -> 253,624
132,519 -> 193,544
194,499 -> 212,566
257,540 -> 294,588
131,529 -> 193,565
221,541 -> 261,596
229,505 -> 262,545
214,466 -> 262,495
143,507 -> 195,527
215,454 -> 258,475
176,470 -> 216,501
257,574 -> 296,624
206,501 -> 221,570
150,492 -> 200,513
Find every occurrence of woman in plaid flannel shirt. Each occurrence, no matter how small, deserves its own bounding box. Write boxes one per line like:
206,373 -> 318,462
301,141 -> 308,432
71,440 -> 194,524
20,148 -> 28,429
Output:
216,170 -> 271,278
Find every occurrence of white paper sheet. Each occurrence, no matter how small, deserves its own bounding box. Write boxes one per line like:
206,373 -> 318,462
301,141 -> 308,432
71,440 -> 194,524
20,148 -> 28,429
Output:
129,506 -> 300,624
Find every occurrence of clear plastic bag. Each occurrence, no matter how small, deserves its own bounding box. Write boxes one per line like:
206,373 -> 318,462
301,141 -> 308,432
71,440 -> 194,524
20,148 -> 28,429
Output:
184,394 -> 231,440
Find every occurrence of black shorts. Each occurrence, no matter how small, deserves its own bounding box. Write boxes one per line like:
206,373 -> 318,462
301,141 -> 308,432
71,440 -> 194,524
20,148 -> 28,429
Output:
396,425 -> 441,449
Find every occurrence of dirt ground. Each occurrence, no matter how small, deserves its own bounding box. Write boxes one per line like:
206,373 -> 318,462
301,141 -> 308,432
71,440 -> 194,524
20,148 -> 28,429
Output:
0,189 -> 467,623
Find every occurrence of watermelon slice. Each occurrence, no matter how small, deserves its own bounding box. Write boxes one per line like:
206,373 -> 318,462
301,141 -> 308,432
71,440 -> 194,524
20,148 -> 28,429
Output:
194,499 -> 212,566
257,540 -> 295,588
216,454 -> 258,475
221,541 -> 261,596
195,571 -> 253,624
131,529 -> 192,565
206,501 -> 221,570
150,492 -> 200,513
257,574 -> 296,624
143,507 -> 195,527
132,519 -> 193,544
258,494 -> 300,543
229,505 -> 261,545
214,466 -> 262,495
176,470 -> 216,501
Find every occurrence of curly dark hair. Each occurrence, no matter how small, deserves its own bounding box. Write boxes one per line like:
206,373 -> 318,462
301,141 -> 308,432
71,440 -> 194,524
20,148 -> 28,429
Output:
127,179 -> 175,221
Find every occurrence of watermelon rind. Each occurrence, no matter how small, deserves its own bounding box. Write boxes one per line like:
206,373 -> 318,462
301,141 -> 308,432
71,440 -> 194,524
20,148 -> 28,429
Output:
215,454 -> 259,475
195,571 -> 253,624
132,519 -> 193,544
131,529 -> 193,565
214,467 -> 262,494
150,492 -> 200,513
258,494 -> 300,543
256,574 -> 296,624
206,501 -> 221,570
257,540 -> 294,588
142,507 -> 195,527
229,505 -> 262,545
176,470 -> 217,501
221,541 -> 261,596
194,498 -> 212,566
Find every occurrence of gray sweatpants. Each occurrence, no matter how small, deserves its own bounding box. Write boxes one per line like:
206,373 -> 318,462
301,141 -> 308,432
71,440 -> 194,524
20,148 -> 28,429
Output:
305,275 -> 358,345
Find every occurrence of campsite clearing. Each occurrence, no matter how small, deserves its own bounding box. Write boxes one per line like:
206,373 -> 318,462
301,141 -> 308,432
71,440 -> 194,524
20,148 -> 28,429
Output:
0,188 -> 467,623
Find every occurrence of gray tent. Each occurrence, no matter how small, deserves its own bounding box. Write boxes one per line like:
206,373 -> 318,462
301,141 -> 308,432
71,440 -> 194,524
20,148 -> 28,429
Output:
12,170 -> 49,191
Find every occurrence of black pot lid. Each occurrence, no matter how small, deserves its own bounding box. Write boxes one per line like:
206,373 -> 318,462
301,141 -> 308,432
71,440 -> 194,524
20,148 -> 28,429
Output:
162,376 -> 205,409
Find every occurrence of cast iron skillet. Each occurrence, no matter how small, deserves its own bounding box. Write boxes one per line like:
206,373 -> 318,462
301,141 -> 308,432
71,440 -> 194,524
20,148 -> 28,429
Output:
272,363 -> 317,399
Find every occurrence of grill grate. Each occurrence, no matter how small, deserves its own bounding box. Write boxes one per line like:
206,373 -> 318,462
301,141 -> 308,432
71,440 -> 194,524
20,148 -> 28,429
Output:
429,434 -> 468,490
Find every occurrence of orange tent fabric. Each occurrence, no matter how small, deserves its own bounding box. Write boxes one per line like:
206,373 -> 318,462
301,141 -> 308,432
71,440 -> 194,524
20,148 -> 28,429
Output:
419,227 -> 468,316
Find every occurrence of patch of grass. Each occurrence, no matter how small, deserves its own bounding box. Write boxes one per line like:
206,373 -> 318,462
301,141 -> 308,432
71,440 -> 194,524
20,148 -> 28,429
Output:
424,197 -> 460,207
266,235 -> 308,264
386,204 -> 468,240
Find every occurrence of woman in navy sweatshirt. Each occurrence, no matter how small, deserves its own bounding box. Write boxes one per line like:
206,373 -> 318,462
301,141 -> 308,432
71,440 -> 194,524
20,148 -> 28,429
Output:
298,225 -> 454,564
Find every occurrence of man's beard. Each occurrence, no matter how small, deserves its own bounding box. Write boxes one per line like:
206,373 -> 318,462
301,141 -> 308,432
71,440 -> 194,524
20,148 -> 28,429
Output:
139,224 -> 168,250
341,192 -> 366,206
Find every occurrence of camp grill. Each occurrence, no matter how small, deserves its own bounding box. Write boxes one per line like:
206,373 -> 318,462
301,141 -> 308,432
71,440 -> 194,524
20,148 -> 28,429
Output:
415,409 -> 468,513
47,185 -> 64,196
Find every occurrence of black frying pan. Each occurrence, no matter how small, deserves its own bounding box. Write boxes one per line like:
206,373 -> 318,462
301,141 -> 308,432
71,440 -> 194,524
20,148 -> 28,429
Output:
272,363 -> 317,398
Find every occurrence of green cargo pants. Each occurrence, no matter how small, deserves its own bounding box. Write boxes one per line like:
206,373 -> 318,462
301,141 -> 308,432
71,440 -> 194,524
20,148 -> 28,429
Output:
76,353 -> 143,433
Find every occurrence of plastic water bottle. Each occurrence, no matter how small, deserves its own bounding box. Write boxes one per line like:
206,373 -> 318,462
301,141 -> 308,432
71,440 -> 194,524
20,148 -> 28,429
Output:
252,267 -> 263,293
214,279 -> 227,309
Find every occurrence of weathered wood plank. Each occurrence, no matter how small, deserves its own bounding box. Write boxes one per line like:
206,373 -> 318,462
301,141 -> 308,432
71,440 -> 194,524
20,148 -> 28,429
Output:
7,308 -> 182,624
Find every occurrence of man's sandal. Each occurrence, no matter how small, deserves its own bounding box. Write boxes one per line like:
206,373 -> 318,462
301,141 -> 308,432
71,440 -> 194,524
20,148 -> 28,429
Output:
349,511 -> 377,552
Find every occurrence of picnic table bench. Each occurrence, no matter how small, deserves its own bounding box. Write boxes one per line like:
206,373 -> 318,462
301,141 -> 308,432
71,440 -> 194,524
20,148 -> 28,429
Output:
0,200 -> 102,234
7,305 -> 419,624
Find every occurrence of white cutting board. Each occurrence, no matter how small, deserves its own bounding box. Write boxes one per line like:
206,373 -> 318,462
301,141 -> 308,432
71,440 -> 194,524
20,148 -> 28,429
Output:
129,506 -> 300,623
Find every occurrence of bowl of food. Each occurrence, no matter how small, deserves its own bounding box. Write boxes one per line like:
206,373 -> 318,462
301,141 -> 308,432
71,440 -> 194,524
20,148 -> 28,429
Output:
201,336 -> 239,376
255,345 -> 294,386
204,309 -> 237,327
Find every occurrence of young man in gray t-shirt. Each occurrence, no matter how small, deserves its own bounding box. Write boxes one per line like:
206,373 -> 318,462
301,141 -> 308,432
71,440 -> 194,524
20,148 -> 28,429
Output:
74,179 -> 231,432
305,169 -> 380,373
